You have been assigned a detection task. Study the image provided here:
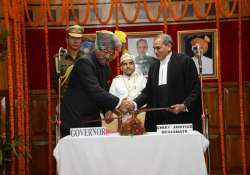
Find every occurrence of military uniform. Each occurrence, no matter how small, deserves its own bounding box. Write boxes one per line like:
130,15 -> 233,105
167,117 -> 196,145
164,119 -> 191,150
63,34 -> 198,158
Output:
53,25 -> 84,96
53,51 -> 84,96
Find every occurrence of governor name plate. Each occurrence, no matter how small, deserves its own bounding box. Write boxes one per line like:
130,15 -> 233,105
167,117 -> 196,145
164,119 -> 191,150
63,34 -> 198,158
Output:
70,127 -> 107,137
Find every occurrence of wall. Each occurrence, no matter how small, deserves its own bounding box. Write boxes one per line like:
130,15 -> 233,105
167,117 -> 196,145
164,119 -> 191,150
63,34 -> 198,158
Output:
25,20 -> 250,89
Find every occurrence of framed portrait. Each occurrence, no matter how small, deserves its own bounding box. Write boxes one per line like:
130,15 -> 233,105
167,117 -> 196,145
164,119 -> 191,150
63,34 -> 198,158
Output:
177,29 -> 218,79
127,31 -> 163,76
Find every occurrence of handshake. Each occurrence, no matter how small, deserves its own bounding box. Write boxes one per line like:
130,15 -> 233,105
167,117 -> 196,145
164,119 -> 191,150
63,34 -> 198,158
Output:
117,98 -> 135,114
104,98 -> 135,124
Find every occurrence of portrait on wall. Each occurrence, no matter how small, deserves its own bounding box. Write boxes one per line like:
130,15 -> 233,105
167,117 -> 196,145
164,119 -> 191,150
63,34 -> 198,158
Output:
127,31 -> 162,77
177,29 -> 218,79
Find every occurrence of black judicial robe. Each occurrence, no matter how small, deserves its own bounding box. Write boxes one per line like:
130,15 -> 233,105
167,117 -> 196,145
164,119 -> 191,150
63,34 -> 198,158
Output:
134,53 -> 202,133
60,52 -> 119,131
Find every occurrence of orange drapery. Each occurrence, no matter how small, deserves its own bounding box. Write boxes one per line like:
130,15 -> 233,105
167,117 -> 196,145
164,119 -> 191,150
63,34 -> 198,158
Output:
238,0 -> 248,174
20,0 -> 247,26
215,0 -> 227,174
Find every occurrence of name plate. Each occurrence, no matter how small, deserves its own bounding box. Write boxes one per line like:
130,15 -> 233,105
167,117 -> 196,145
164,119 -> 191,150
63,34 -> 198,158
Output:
157,124 -> 193,134
70,127 -> 107,137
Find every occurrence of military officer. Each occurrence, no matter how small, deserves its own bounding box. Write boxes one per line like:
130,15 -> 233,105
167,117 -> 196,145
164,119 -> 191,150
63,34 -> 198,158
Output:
54,24 -> 84,96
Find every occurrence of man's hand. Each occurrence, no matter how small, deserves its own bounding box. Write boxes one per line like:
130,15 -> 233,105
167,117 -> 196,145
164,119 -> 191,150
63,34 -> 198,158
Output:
118,98 -> 135,114
167,104 -> 187,115
104,111 -> 115,124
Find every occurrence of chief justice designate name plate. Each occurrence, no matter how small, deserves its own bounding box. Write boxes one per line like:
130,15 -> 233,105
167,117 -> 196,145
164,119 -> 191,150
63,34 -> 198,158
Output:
157,124 -> 193,134
70,127 -> 107,137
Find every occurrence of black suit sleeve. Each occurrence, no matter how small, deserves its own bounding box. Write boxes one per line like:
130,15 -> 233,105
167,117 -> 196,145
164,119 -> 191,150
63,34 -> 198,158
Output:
134,65 -> 154,108
74,58 -> 119,110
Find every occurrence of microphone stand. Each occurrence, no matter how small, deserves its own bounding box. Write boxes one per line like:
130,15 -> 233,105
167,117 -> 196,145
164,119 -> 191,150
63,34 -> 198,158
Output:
55,47 -> 67,143
198,52 -> 211,175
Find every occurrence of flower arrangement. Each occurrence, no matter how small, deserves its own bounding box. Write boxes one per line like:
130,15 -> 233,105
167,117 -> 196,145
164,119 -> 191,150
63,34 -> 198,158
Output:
0,134 -> 31,175
118,113 -> 145,136
0,95 -> 31,175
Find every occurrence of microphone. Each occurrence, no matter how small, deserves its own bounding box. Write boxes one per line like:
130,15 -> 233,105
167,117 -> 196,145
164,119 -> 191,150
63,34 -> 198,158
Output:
191,44 -> 200,55
198,54 -> 202,74
59,47 -> 67,62
56,47 -> 68,74
59,47 -> 67,59
192,44 -> 202,74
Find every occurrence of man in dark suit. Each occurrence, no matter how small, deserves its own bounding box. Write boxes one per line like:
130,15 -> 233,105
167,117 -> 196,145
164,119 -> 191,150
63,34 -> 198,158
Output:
133,33 -> 202,133
60,30 -> 127,137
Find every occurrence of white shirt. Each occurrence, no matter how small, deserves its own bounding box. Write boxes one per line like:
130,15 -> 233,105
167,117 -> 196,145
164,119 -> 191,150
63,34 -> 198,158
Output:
158,52 -> 172,86
110,72 -> 146,100
110,72 -> 147,121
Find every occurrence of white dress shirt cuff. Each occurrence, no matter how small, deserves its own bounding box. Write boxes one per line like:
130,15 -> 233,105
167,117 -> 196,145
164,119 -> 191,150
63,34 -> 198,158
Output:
132,101 -> 138,111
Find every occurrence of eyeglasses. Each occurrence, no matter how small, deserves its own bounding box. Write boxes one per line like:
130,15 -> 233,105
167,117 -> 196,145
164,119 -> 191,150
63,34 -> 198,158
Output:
101,49 -> 115,57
